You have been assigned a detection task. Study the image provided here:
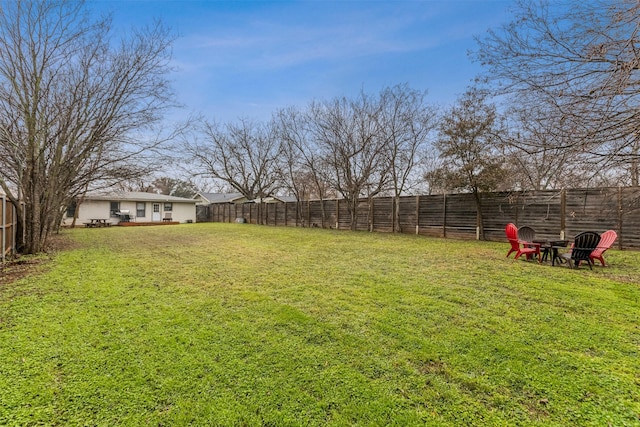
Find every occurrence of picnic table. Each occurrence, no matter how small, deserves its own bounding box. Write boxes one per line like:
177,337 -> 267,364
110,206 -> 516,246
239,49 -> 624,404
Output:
84,218 -> 111,228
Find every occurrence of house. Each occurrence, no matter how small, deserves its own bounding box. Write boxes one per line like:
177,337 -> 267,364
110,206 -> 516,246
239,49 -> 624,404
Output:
193,192 -> 297,205
255,195 -> 298,204
193,192 -> 298,223
193,192 -> 248,205
63,191 -> 197,226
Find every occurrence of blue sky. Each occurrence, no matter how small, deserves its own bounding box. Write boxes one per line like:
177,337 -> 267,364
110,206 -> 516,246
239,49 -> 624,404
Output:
91,0 -> 515,123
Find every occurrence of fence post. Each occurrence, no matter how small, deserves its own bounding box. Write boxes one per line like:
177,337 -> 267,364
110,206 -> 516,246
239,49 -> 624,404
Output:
442,193 -> 447,238
335,199 -> 339,229
415,195 -> 420,235
618,185 -> 623,250
560,189 -> 566,240
370,198 -> 375,232
2,195 -> 5,262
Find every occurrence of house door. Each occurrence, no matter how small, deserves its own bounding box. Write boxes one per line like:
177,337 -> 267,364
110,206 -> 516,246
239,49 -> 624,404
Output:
152,203 -> 161,221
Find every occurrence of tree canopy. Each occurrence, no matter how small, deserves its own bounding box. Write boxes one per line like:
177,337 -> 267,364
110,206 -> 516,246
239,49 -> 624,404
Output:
0,0 -> 175,253
474,0 -> 640,184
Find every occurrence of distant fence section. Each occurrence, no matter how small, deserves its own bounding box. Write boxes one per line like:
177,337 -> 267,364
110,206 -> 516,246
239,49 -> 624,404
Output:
1,194 -> 17,262
197,187 -> 640,250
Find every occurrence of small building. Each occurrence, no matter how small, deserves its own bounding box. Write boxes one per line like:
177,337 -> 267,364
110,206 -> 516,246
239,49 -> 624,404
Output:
254,195 -> 298,204
193,192 -> 248,205
194,192 -> 298,205
64,191 -> 197,226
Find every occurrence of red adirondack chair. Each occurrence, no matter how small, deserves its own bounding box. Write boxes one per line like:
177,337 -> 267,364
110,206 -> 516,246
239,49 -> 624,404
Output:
505,223 -> 540,261
590,229 -> 617,267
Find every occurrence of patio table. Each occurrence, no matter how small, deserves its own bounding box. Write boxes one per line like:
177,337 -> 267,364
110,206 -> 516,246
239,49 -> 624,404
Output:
533,239 -> 569,265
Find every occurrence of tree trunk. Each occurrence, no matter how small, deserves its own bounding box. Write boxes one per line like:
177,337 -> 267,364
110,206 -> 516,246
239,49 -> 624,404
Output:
349,196 -> 358,231
473,189 -> 485,240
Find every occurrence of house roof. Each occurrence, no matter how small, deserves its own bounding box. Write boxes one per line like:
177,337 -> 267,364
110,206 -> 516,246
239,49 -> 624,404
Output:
84,191 -> 197,203
195,192 -> 298,204
255,195 -> 298,203
196,192 -> 246,204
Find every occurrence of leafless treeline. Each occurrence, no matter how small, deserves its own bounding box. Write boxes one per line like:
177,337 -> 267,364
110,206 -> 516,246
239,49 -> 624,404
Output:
184,0 -> 640,235
183,84 -> 438,230
1,0 -> 639,253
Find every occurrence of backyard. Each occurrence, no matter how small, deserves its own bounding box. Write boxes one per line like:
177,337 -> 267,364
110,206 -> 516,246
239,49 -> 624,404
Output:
0,223 -> 638,426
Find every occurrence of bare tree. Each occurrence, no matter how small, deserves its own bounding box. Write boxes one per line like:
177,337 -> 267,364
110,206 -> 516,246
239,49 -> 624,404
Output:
150,177 -> 199,198
0,1 -> 175,253
186,118 -> 284,201
274,107 -> 335,227
474,0 -> 640,182
114,176 -> 198,198
500,95 -> 590,190
427,87 -> 507,240
309,92 -> 389,230
378,84 -> 438,231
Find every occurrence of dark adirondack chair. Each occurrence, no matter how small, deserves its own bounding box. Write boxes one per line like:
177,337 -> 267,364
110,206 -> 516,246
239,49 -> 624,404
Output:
517,226 -> 536,243
505,223 -> 539,261
590,230 -> 617,267
517,226 -> 541,253
560,232 -> 601,269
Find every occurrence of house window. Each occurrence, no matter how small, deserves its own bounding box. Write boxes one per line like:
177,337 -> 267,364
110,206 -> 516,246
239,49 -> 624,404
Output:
136,202 -> 146,218
110,201 -> 120,217
164,202 -> 173,212
66,200 -> 77,218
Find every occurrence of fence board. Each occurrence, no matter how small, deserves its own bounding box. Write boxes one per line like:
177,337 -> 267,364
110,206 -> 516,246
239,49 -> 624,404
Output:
372,197 -> 393,233
398,196 -> 417,234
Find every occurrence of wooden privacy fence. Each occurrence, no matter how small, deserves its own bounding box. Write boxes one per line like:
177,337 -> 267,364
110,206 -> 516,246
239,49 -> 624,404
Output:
1,194 -> 17,262
198,187 -> 640,250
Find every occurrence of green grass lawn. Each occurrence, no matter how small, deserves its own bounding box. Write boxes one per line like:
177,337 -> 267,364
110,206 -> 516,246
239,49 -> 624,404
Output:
1,223 -> 639,426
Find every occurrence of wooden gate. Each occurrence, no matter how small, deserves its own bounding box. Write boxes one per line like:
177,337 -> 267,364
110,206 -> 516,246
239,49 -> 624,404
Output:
1,194 -> 17,262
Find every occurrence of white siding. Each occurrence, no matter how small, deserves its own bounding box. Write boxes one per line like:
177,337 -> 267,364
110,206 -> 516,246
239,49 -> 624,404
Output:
62,200 -> 114,226
169,202 -> 196,223
62,199 -> 196,226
